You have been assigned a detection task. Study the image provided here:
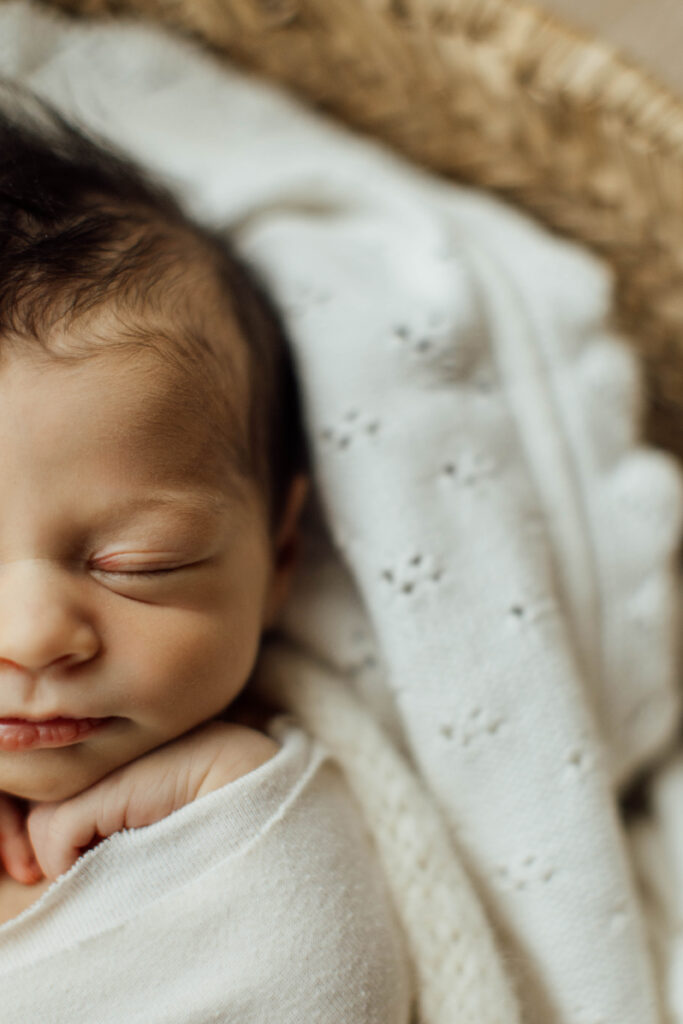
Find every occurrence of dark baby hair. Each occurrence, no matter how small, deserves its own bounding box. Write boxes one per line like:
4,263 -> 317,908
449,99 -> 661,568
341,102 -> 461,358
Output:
0,83 -> 309,537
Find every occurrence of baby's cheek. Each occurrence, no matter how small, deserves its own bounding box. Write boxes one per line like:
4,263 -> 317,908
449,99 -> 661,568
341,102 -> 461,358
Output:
116,604 -> 263,726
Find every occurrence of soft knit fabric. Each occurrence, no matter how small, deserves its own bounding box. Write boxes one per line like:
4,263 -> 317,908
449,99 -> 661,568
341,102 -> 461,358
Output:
1,3 -> 683,1023
252,639 -> 523,1024
0,717 -> 414,1024
630,751 -> 683,1024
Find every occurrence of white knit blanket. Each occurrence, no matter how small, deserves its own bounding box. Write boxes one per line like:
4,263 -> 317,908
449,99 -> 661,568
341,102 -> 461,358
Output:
2,3 -> 683,1023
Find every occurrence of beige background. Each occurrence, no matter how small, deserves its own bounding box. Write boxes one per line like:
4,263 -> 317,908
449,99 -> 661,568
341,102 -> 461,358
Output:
537,0 -> 683,96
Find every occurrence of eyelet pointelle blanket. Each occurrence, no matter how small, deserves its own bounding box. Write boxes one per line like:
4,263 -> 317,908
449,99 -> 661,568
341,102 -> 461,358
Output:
2,2 -> 683,1023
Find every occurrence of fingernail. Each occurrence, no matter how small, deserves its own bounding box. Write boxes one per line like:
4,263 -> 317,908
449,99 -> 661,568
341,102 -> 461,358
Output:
25,855 -> 42,881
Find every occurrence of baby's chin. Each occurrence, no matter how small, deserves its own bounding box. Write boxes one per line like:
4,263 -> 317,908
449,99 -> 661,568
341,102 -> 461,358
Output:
0,738 -> 136,803
0,760 -> 108,803
1,773 -> 96,805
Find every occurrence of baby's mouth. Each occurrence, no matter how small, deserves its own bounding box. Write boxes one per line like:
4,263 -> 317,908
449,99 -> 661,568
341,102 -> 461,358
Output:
0,717 -> 114,751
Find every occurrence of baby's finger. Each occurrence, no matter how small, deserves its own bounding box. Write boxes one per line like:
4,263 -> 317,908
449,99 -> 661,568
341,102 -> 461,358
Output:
27,800 -> 100,882
0,797 -> 42,884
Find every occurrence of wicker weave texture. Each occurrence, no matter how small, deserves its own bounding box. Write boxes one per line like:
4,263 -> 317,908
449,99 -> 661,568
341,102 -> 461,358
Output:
30,0 -> 683,460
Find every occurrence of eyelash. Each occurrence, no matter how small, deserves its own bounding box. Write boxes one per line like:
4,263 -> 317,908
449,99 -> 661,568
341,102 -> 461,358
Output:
92,567 -> 182,579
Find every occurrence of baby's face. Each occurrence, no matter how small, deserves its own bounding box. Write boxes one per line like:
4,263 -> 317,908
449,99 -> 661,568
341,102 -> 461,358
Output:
0,348 -> 281,802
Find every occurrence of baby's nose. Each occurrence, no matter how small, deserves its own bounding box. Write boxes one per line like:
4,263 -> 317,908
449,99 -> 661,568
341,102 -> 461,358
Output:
0,563 -> 100,673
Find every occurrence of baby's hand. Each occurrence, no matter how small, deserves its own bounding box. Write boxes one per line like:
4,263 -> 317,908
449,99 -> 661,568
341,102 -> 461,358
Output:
0,793 -> 42,885
27,720 -> 279,882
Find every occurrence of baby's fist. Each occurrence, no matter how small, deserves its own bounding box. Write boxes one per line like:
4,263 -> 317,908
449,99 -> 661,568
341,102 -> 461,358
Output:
27,720 -> 278,881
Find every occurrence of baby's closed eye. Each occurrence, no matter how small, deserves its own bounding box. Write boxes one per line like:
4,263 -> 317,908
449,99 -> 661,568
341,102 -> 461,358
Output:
92,565 -> 188,580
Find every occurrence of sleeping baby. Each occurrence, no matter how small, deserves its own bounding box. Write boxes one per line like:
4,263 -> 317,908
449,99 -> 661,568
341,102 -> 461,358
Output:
0,89 -> 413,1022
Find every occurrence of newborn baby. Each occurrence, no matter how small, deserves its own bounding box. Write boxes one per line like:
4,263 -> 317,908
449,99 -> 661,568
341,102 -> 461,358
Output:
0,90 -> 412,1022
0,88 -> 309,886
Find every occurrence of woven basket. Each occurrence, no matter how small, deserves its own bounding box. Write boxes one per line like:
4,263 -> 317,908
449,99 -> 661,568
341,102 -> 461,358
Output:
33,0 -> 683,465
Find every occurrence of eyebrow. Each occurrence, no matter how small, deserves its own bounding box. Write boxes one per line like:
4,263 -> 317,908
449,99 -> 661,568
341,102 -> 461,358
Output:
95,491 -> 233,527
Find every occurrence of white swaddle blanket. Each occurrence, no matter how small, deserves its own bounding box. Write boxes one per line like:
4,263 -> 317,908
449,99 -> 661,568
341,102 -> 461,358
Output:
1,2 -> 683,1022
0,717 -> 415,1024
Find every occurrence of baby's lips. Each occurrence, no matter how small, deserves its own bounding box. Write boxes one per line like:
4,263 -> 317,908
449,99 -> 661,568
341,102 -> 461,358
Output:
0,717 -> 113,751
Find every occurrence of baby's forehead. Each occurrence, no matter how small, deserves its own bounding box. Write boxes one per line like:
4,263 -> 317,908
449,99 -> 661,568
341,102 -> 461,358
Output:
3,311 -> 255,506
